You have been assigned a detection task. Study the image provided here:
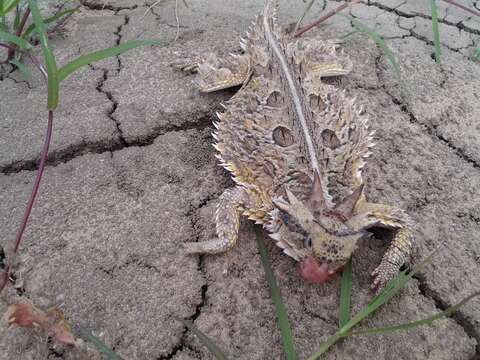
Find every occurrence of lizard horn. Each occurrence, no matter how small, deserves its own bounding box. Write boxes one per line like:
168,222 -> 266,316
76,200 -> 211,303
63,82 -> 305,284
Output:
334,183 -> 364,219
308,170 -> 327,212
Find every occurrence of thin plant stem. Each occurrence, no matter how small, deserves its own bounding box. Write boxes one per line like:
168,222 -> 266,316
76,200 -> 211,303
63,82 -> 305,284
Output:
28,52 -> 48,79
441,0 -> 480,17
431,0 -> 441,63
174,0 -> 180,42
7,6 -> 30,61
294,0 -> 360,38
0,42 -> 16,51
0,110 -> 53,293
293,0 -> 315,36
13,110 -> 53,254
139,0 -> 162,22
48,7 -> 78,35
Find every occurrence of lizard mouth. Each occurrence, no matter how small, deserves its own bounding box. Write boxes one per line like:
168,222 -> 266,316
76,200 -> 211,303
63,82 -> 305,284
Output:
298,256 -> 337,284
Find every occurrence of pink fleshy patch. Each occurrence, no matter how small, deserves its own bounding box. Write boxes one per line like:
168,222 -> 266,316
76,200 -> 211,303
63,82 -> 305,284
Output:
298,256 -> 336,284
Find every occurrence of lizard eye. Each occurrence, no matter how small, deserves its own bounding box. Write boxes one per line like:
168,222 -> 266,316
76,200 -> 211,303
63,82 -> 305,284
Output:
304,236 -> 312,248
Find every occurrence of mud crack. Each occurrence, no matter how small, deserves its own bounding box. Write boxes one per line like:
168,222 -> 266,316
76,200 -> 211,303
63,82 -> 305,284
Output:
373,52 -> 480,171
390,97 -> 480,170
79,0 -> 139,12
415,274 -> 480,358
157,201 -> 212,360
0,114 -> 214,175
366,0 -> 480,36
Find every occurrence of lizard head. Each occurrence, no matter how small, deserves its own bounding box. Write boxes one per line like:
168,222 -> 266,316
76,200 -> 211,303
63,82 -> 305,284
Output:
273,172 -> 366,284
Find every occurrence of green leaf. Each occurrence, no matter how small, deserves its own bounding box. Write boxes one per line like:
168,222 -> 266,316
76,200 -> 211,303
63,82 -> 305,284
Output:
177,317 -> 229,360
57,39 -> 160,82
0,0 -> 20,16
255,227 -> 296,360
345,291 -> 480,337
22,7 -> 79,39
339,258 -> 352,328
9,58 -> 34,81
74,326 -> 122,360
0,29 -> 32,49
342,15 -> 407,97
430,0 -> 441,63
27,0 -> 59,109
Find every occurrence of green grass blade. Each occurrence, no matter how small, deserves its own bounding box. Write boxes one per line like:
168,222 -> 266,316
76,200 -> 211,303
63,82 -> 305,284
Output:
255,227 -> 296,360
471,46 -> 480,62
345,291 -> 480,337
177,318 -> 229,360
340,30 -> 358,39
9,58 -> 34,81
27,0 -> 59,109
0,29 -> 32,49
342,15 -> 407,97
430,0 -> 441,63
307,250 -> 438,360
22,7 -> 79,39
13,6 -> 21,30
57,39 -> 160,82
74,326 -> 122,360
342,249 -> 438,332
339,258 -> 352,328
0,0 -> 20,16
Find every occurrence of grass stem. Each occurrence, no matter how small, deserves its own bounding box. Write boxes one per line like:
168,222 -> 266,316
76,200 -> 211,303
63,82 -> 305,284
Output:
430,0 -> 441,63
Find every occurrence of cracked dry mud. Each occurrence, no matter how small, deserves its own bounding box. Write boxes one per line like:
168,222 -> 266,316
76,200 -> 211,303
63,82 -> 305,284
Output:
0,0 -> 479,359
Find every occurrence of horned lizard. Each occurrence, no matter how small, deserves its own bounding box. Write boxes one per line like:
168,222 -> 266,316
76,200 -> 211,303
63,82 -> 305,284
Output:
183,0 -> 413,291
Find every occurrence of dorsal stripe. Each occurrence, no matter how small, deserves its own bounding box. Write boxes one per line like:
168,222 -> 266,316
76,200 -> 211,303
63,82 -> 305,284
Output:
262,0 -> 320,175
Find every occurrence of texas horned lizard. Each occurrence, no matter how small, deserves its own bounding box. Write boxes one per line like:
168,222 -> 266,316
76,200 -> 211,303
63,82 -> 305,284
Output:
183,0 -> 413,291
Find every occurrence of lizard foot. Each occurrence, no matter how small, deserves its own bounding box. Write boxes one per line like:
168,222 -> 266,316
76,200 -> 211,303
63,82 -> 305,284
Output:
183,238 -> 234,255
171,59 -> 199,73
370,260 -> 399,294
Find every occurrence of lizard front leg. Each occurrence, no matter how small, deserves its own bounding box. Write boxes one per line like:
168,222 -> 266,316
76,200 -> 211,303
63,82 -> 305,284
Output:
371,227 -> 413,291
184,186 -> 248,254
347,201 -> 413,291
177,52 -> 251,93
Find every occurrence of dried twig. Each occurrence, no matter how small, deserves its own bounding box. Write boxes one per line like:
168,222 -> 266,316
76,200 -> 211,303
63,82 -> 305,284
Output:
440,0 -> 480,17
174,0 -> 180,42
293,0 -> 316,36
294,0 -> 361,38
139,0 -> 163,22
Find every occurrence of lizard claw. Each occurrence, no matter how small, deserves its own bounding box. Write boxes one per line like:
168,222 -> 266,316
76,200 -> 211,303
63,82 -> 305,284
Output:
171,59 -> 199,73
370,260 -> 399,294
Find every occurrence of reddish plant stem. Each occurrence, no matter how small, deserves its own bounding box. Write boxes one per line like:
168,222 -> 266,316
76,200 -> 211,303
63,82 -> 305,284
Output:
0,110 -> 53,293
441,0 -> 480,17
294,0 -> 360,38
48,6 -> 79,36
6,6 -> 31,62
0,43 -> 16,51
1,43 -> 17,64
